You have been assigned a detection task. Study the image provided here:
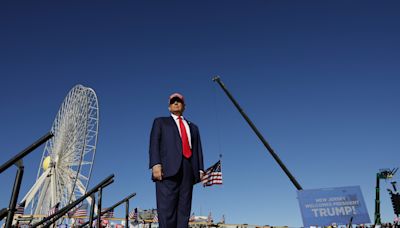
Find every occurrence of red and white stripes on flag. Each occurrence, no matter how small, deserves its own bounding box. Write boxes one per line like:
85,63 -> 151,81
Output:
201,160 -> 222,187
101,208 -> 114,219
73,203 -> 88,217
129,208 -> 138,221
152,214 -> 158,223
67,203 -> 88,218
47,203 -> 60,217
15,202 -> 25,215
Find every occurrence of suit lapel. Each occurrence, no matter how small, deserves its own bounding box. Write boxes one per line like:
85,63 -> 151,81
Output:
169,116 -> 182,151
169,116 -> 180,136
187,119 -> 196,145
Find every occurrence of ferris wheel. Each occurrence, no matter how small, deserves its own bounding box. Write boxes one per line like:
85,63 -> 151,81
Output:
22,85 -> 99,216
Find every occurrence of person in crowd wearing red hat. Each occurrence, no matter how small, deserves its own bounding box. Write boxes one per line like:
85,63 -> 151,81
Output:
149,92 -> 204,228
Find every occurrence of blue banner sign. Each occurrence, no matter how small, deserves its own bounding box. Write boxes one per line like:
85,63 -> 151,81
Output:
297,186 -> 370,226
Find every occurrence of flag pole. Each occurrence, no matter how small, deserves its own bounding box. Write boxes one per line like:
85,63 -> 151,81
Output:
212,76 -> 303,190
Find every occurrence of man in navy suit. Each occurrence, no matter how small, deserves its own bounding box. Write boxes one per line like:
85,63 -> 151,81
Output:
149,92 -> 204,228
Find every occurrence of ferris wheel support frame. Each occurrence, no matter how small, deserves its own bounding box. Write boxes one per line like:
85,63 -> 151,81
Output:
31,174 -> 114,228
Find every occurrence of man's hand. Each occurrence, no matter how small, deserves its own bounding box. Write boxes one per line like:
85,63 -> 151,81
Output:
152,164 -> 163,181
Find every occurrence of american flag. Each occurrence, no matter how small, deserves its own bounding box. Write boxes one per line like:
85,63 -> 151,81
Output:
73,203 -> 88,217
15,202 -> 25,215
129,208 -> 138,221
67,203 -> 88,218
152,214 -> 158,223
101,208 -> 114,218
47,203 -> 60,217
201,160 -> 223,187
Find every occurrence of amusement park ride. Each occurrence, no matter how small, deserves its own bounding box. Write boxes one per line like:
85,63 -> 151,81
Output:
22,85 -> 99,218
1,85 -> 101,228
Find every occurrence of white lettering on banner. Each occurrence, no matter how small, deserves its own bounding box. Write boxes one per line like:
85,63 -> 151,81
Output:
328,197 -> 346,202
332,200 -> 359,206
311,206 -> 357,217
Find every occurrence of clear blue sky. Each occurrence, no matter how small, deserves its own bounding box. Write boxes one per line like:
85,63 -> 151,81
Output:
1,1 -> 399,226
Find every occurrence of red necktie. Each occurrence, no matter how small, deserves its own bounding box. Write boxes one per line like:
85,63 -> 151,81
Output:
178,116 -> 192,158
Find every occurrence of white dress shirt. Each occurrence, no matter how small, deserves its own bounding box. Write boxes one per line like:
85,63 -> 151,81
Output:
171,113 -> 192,149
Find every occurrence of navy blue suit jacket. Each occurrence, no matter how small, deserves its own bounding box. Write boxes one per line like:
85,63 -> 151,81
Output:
149,116 -> 204,184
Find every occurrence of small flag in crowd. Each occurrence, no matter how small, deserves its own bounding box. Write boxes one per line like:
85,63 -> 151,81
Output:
67,203 -> 85,218
15,202 -> 25,215
101,208 -> 114,218
73,203 -> 88,217
201,160 -> 223,187
152,213 -> 158,223
47,203 -> 60,217
129,208 -> 138,221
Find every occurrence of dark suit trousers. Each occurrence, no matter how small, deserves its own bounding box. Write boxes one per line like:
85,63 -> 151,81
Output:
156,157 -> 194,228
